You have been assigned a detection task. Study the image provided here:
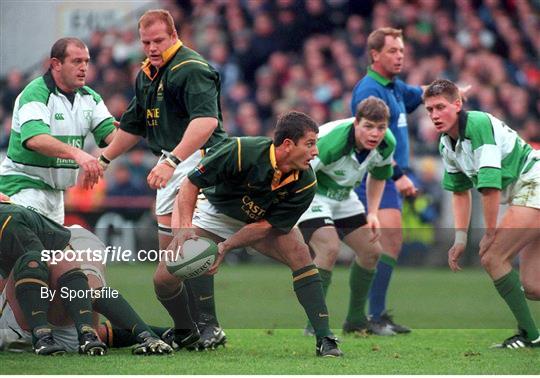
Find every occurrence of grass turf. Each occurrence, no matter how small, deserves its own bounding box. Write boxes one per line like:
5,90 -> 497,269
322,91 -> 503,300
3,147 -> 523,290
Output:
1,264 -> 539,374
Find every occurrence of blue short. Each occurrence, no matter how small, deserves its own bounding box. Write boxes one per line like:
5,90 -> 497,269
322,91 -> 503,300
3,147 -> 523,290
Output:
355,177 -> 402,212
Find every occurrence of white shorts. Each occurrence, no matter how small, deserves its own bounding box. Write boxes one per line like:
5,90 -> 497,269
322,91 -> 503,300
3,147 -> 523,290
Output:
192,196 -> 246,240
155,150 -> 204,216
0,289 -> 79,353
10,188 -> 64,224
506,155 -> 540,209
297,193 -> 365,224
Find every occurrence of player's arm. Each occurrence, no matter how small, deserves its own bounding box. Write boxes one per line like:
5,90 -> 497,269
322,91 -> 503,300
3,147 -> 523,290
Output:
448,190 -> 472,272
100,129 -> 141,162
365,173 -> 385,242
208,220 -> 272,275
478,188 -> 500,257
147,117 -> 218,190
25,134 -> 103,188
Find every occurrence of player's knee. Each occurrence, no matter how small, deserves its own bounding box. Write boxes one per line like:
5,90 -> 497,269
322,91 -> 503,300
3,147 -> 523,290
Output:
57,268 -> 87,288
153,263 -> 182,294
12,251 -> 49,283
479,252 -> 498,272
523,282 -> 540,300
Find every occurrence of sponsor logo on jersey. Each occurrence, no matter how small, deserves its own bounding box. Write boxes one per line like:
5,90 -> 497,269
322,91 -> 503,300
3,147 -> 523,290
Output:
54,113 -> 64,120
146,108 -> 160,127
334,170 -> 345,176
241,195 -> 266,220
83,110 -> 93,121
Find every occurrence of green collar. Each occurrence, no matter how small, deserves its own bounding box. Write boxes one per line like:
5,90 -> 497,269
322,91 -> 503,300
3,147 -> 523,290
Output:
367,66 -> 392,86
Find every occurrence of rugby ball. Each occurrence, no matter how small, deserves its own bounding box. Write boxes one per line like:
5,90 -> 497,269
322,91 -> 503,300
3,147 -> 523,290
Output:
166,237 -> 218,279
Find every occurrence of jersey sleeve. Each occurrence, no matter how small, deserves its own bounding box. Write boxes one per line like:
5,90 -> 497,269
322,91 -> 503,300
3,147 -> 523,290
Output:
369,130 -> 395,180
187,138 -> 239,188
172,63 -> 220,122
467,114 -> 502,190
17,85 -> 52,147
440,145 -> 473,192
265,172 -> 317,233
90,100 -> 116,147
119,95 -> 147,138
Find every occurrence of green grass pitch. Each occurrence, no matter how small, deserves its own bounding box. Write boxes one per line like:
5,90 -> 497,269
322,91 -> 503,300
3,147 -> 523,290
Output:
1,263 -> 539,374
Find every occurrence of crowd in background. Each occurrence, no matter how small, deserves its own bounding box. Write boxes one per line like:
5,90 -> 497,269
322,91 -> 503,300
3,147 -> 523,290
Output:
0,0 -> 539,232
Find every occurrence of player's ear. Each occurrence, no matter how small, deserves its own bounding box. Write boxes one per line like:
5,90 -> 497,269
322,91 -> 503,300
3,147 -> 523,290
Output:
455,97 -> 463,111
50,57 -> 62,71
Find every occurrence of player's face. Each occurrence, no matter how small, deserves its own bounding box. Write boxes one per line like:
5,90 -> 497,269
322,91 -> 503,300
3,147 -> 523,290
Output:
139,21 -> 177,68
288,131 -> 319,170
372,36 -> 404,78
54,44 -> 90,92
424,95 -> 462,136
354,118 -> 388,150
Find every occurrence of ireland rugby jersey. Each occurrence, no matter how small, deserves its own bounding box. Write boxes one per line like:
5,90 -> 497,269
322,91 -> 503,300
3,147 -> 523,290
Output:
0,71 -> 115,195
312,118 -> 395,201
440,111 -> 536,192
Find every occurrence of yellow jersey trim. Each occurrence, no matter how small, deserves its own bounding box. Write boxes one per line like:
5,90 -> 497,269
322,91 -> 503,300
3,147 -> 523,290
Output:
295,180 -> 317,194
171,59 -> 209,72
141,39 -> 183,80
0,215 -> 12,241
237,138 -> 242,172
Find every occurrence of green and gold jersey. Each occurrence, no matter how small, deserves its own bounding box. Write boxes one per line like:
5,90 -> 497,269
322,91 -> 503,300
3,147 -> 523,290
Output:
120,41 -> 227,155
0,71 -> 115,195
312,118 -> 395,201
440,111 -> 536,192
0,202 -> 71,275
188,137 -> 317,232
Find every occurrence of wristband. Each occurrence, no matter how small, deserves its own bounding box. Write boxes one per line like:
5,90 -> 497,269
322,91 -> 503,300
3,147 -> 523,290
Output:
391,165 -> 404,181
98,154 -> 111,170
454,230 -> 468,245
161,150 -> 182,167
164,157 -> 178,169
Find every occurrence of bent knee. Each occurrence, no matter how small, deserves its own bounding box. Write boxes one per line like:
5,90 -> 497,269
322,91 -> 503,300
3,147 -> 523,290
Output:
153,262 -> 182,294
523,283 -> 540,300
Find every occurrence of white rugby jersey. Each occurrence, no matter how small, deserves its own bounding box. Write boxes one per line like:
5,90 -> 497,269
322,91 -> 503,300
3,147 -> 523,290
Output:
311,118 -> 395,201
440,111 -> 536,193
0,71 -> 115,195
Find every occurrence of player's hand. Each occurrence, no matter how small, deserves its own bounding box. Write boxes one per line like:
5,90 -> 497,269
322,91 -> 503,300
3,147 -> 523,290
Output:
366,213 -> 381,243
147,162 -> 175,190
113,120 -> 120,128
207,241 -> 228,275
74,149 -> 104,189
479,229 -> 496,257
448,243 -> 466,272
0,192 -> 10,201
395,174 -> 417,197
167,228 -> 198,259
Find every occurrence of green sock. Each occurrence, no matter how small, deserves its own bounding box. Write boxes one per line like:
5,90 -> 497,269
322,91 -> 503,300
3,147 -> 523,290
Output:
346,261 -> 376,326
494,270 -> 539,340
12,251 -> 51,335
93,289 -> 153,339
157,283 -> 195,331
15,281 -> 50,333
306,268 -> 332,329
293,265 -> 331,338
57,269 -> 94,336
186,275 -> 217,322
319,268 -> 332,297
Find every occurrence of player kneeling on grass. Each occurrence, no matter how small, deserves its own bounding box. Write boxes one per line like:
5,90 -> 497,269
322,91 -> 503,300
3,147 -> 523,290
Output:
297,97 -> 396,337
165,111 -> 343,357
0,200 -> 105,355
0,217 -> 172,355
424,79 -> 540,349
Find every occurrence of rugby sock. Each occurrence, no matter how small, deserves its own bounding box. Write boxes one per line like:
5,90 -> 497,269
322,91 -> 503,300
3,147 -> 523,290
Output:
319,268 -> 332,297
157,283 -> 196,331
306,268 -> 332,330
346,262 -> 375,326
186,275 -> 217,323
494,270 -> 540,340
93,290 -> 153,339
13,251 -> 51,334
15,281 -> 50,333
101,322 -> 169,348
369,253 -> 396,321
57,269 -> 94,336
293,265 -> 332,338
